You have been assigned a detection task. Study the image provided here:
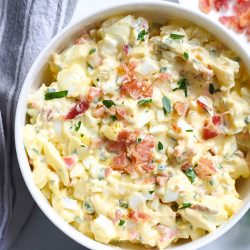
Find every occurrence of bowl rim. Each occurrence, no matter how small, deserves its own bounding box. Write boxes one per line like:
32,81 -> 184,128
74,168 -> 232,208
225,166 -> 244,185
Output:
15,1 -> 250,250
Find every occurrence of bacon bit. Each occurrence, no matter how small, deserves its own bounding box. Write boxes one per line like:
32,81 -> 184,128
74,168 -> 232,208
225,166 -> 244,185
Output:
212,114 -> 221,126
74,34 -> 90,45
93,106 -> 106,118
86,87 -> 102,102
239,9 -> 250,27
123,44 -> 129,55
191,204 -> 218,214
219,16 -> 244,33
195,157 -> 216,179
158,72 -> 171,82
104,167 -> 112,177
127,210 -> 150,223
90,138 -> 105,149
143,177 -> 156,184
156,173 -> 169,186
214,0 -> 229,12
115,107 -> 127,119
141,164 -> 155,172
65,100 -> 89,120
128,135 -> 155,165
64,157 -> 75,167
234,0 -> 250,16
119,62 -> 153,99
111,153 -> 131,172
197,100 -> 212,111
203,120 -> 220,140
113,209 -> 123,223
172,123 -> 182,133
199,0 -> 214,14
173,101 -> 189,116
157,225 -> 177,242
181,163 -> 192,172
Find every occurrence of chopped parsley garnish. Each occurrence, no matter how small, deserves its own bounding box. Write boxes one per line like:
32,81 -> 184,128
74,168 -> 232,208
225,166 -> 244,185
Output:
137,29 -> 149,41
160,67 -> 167,73
89,48 -> 96,55
244,116 -> 250,125
149,190 -> 155,194
183,167 -> 197,183
119,219 -> 125,226
119,200 -> 129,209
185,129 -> 193,132
75,121 -> 81,131
84,202 -> 95,214
138,98 -> 153,105
179,202 -> 192,209
209,84 -> 220,95
158,141 -> 163,151
183,52 -> 189,60
110,115 -> 117,121
45,90 -> 68,100
87,63 -> 93,70
173,78 -> 188,97
170,33 -> 184,40
102,100 -> 116,108
137,137 -> 142,143
162,96 -> 171,115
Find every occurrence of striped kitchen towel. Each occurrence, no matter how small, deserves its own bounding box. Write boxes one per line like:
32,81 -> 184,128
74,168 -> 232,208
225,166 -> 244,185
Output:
0,0 -> 77,249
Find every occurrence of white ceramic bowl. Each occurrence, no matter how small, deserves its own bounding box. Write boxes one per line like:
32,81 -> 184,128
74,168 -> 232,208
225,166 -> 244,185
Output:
15,1 -> 250,249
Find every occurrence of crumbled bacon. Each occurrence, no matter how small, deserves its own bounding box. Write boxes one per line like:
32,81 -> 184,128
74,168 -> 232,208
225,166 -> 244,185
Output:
195,157 -> 216,179
86,87 -> 102,102
219,16 -> 244,33
123,44 -> 129,55
199,0 -> 214,14
158,72 -> 171,82
212,114 -> 221,126
214,0 -> 229,12
106,130 -> 155,174
197,100 -> 212,112
104,167 -> 112,177
119,62 -> 153,99
93,103 -> 127,119
127,210 -> 150,223
203,119 -> 220,140
173,101 -> 189,116
171,123 -> 181,133
156,173 -> 169,186
65,100 -> 89,120
63,157 -> 75,167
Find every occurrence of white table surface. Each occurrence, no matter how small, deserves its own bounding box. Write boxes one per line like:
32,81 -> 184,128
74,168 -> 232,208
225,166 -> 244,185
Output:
9,0 -> 250,249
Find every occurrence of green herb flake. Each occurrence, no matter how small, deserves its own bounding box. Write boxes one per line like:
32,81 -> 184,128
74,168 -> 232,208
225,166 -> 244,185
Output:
183,167 -> 197,183
75,121 -> 81,131
119,200 -> 129,209
170,33 -> 185,40
87,63 -> 93,70
162,96 -> 171,115
137,29 -> 149,41
209,179 -> 215,186
179,202 -> 192,209
149,190 -> 155,194
244,116 -> 250,125
209,84 -> 220,95
45,90 -> 68,100
185,129 -> 193,132
173,78 -> 188,97
89,48 -> 96,55
183,52 -> 189,60
160,67 -> 167,73
119,219 -> 125,226
137,137 -> 142,143
110,115 -> 117,121
84,202 -> 95,214
138,98 -> 153,105
102,100 -> 116,108
158,141 -> 163,151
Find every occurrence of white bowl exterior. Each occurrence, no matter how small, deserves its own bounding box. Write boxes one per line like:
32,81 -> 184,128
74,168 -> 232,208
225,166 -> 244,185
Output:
15,1 -> 250,250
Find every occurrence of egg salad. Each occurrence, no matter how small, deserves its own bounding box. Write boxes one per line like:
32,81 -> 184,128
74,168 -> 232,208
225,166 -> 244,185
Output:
24,15 -> 250,249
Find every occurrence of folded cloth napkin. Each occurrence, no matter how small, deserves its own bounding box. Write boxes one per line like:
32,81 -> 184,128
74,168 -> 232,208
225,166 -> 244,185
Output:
0,0 -> 77,249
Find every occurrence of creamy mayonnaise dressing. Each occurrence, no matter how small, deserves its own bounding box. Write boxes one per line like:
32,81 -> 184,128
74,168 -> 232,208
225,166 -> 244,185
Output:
24,15 -> 250,249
